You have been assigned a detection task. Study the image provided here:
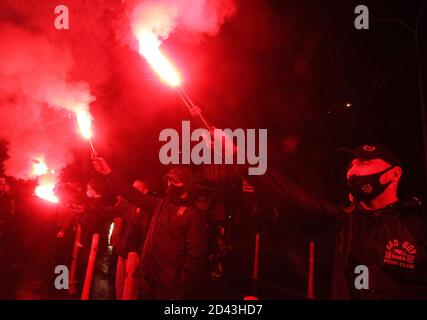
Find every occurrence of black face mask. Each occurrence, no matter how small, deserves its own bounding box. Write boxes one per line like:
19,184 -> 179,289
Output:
347,166 -> 394,202
165,180 -> 187,199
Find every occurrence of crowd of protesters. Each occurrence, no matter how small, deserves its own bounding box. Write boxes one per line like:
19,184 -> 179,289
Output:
0,163 -> 229,300
0,143 -> 427,300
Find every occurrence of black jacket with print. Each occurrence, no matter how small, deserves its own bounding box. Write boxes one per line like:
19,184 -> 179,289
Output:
106,172 -> 207,300
253,167 -> 427,299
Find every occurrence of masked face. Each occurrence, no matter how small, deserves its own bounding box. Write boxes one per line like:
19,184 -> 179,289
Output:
165,178 -> 186,199
347,166 -> 394,202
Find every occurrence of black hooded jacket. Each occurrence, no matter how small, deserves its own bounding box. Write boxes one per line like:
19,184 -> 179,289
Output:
106,170 -> 207,299
253,167 -> 427,299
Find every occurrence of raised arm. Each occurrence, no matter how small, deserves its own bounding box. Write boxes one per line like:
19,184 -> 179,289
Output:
243,166 -> 344,221
92,156 -> 157,212
204,125 -> 344,221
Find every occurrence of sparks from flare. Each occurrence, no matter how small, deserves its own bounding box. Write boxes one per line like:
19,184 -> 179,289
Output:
76,110 -> 93,140
132,20 -> 211,130
135,29 -> 181,87
32,158 -> 49,176
76,109 -> 96,154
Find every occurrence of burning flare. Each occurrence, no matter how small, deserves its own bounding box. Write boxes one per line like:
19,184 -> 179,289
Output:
76,109 -> 93,140
129,0 -> 237,88
134,29 -> 181,87
32,159 -> 48,176
32,158 -> 59,204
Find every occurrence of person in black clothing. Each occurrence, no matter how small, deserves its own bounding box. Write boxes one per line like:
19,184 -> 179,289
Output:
252,144 -> 427,299
74,179 -> 113,294
0,177 -> 14,299
112,179 -> 153,300
0,177 -> 13,242
54,179 -> 86,268
92,157 -> 207,300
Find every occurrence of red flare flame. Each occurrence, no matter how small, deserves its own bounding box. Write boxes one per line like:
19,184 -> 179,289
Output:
135,29 -> 181,87
32,158 -> 59,204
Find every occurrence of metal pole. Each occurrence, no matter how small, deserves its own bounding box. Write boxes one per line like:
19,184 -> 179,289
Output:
88,138 -> 96,155
375,2 -> 427,187
414,35 -> 427,190
252,233 -> 260,280
251,233 -> 260,296
307,240 -> 315,299
122,252 -> 138,300
81,234 -> 99,300
68,224 -> 81,295
176,87 -> 212,130
415,2 -> 427,189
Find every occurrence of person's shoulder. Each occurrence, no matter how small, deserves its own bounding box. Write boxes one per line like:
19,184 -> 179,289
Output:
392,197 -> 423,218
399,197 -> 424,214
399,197 -> 427,232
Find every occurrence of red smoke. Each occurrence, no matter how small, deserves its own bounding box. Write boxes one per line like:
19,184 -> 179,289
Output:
130,0 -> 237,40
0,23 -> 94,178
0,0 -> 238,180
129,0 -> 236,87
